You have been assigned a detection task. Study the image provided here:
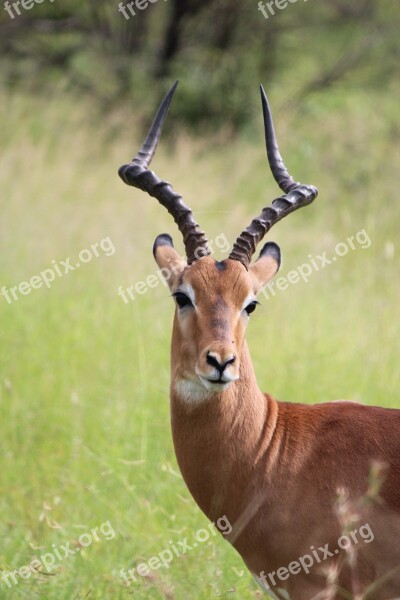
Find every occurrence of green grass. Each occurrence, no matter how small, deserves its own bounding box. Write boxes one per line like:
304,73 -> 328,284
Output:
0,83 -> 399,599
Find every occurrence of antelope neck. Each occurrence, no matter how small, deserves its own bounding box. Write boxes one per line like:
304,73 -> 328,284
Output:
170,340 -> 279,522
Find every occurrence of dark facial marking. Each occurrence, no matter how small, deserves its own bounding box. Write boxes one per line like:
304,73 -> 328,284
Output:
215,260 -> 227,271
211,317 -> 228,331
210,297 -> 229,333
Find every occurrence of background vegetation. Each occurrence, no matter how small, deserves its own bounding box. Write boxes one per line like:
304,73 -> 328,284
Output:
0,0 -> 399,598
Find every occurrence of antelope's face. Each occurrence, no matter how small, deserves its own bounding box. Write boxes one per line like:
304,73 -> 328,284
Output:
154,235 -> 280,395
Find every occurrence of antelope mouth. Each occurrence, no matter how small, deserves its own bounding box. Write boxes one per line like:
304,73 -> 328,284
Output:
197,372 -> 238,392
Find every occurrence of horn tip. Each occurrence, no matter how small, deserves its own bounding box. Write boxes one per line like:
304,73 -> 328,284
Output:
260,84 -> 268,101
169,80 -> 179,97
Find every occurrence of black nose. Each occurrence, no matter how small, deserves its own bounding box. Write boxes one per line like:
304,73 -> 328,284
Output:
206,352 -> 236,375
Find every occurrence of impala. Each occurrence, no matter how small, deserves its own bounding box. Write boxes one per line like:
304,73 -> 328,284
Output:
118,82 -> 400,599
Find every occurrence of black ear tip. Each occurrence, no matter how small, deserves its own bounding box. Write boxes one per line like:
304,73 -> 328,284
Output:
153,233 -> 174,257
259,241 -> 281,267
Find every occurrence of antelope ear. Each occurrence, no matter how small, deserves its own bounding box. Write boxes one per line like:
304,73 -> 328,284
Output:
153,234 -> 187,290
249,242 -> 281,292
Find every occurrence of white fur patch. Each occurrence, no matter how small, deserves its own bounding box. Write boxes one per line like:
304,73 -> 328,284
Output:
174,379 -> 213,405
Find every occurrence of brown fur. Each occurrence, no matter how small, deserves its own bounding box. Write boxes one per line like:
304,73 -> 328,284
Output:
155,250 -> 400,599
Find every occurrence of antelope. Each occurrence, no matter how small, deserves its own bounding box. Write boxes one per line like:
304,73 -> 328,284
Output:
118,82 -> 400,599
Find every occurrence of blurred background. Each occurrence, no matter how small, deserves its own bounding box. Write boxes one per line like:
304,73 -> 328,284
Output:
0,1 -> 399,598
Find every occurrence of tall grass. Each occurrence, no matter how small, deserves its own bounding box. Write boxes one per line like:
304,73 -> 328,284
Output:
0,83 -> 399,599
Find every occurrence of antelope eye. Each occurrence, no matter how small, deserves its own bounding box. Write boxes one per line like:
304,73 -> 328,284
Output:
244,301 -> 258,315
173,292 -> 193,309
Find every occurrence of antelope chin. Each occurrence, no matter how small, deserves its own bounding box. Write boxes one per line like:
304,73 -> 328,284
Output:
174,374 -> 237,405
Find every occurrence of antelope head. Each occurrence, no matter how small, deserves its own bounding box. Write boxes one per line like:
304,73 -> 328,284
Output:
118,82 -> 318,400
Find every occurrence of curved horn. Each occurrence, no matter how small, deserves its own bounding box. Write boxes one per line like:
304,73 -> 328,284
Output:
229,85 -> 318,269
118,81 -> 210,264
